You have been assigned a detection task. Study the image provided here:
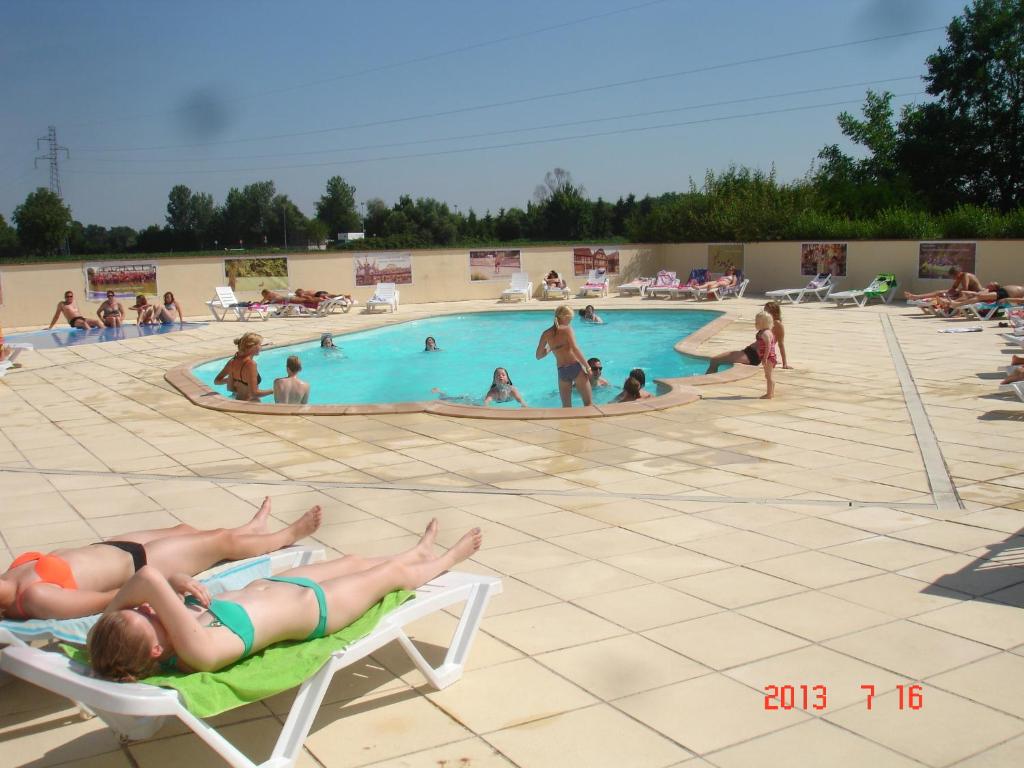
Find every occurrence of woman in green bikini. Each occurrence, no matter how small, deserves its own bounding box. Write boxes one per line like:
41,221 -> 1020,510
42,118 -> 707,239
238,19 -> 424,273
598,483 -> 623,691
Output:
88,521 -> 482,680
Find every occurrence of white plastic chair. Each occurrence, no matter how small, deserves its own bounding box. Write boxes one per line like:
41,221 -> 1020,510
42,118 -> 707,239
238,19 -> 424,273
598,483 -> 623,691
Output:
578,269 -> 609,298
617,277 -> 653,297
541,273 -> 570,300
765,274 -> 834,304
365,283 -> 399,313
314,296 -> 356,316
644,271 -> 681,299
207,287 -> 268,321
500,272 -> 533,302
0,571 -> 501,768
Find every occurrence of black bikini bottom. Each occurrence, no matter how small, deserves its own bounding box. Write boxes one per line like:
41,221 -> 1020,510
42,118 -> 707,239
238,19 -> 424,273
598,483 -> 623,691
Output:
97,541 -> 147,572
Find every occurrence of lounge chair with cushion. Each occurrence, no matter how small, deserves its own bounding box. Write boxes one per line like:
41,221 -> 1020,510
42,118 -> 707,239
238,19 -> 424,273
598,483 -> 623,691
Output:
617,276 -> 653,297
827,273 -> 899,308
578,269 -> 610,298
672,268 -> 711,300
207,287 -> 269,322
314,295 -> 356,316
765,273 -> 833,304
541,273 -> 571,300
500,272 -> 534,302
696,270 -> 748,301
365,282 -> 399,313
0,571 -> 501,768
644,270 -> 681,299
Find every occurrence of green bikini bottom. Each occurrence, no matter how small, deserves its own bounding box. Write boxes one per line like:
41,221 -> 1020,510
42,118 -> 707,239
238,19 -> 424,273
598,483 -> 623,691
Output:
265,575 -> 329,640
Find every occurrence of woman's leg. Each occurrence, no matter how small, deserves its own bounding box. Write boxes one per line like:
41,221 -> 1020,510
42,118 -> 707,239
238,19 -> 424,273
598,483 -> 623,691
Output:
318,527 -> 482,635
558,378 -> 573,407
143,504 -> 323,576
706,350 -> 748,374
574,371 -> 593,406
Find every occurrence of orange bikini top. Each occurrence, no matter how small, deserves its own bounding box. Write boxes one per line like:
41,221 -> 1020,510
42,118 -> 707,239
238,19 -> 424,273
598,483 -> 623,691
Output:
6,552 -> 78,617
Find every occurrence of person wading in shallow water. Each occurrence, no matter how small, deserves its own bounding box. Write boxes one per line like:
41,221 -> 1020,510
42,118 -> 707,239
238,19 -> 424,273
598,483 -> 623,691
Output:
536,305 -> 593,408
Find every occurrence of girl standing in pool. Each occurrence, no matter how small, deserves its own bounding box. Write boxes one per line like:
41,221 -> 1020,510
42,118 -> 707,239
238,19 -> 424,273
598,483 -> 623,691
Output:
215,332 -> 274,401
483,367 -> 527,407
536,305 -> 593,408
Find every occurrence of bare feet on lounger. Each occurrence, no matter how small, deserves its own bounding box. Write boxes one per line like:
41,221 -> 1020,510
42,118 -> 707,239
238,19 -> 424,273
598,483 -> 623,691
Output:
406,518 -> 439,563
1001,368 -> 1024,385
447,527 -> 483,566
242,496 -> 273,534
289,505 -> 323,540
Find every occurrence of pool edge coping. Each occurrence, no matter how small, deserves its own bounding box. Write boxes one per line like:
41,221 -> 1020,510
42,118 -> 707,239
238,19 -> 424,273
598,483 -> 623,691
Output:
164,310 -> 758,419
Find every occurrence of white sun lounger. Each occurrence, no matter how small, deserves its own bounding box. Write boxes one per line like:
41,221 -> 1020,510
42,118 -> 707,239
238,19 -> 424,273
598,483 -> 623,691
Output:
207,287 -> 269,322
1003,381 -> 1024,402
0,570 -> 500,768
500,272 -> 533,302
314,295 -> 356,316
541,273 -> 571,300
365,282 -> 399,313
765,274 -> 833,304
578,269 -> 609,298
617,277 -> 652,297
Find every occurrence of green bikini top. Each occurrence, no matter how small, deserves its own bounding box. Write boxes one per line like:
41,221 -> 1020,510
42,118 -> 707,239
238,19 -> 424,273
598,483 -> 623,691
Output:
184,595 -> 255,656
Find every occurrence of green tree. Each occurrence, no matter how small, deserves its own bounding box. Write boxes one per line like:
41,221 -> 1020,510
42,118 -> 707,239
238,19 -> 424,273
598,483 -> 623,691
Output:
532,168 -> 590,239
12,188 -> 72,257
190,191 -> 215,249
899,0 -> 1024,211
166,184 -> 193,232
0,213 -> 19,258
315,176 -> 361,236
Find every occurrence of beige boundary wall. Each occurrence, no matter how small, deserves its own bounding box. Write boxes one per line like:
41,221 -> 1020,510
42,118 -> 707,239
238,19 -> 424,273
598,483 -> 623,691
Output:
1,240 -> 1022,328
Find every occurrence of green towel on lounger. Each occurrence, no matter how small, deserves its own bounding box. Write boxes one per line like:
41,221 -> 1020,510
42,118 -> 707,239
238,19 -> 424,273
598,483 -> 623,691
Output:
66,589 -> 413,718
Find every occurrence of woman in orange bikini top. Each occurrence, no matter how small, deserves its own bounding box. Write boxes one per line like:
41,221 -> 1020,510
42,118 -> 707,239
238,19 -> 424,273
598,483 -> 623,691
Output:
0,497 -> 322,621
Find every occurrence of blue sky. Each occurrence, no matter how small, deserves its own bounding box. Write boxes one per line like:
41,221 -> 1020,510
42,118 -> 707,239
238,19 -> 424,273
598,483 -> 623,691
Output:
0,0 -> 967,228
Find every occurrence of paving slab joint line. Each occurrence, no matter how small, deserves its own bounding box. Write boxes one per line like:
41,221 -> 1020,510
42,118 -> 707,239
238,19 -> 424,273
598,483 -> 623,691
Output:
0,465 -> 939,511
881,315 -> 963,513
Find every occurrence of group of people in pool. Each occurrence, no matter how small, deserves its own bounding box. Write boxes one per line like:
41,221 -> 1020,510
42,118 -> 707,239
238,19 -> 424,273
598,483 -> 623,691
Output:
47,289 -> 184,330
0,496 -> 482,681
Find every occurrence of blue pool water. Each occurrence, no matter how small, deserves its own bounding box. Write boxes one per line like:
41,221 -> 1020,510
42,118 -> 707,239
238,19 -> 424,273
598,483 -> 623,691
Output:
193,309 -> 721,409
5,323 -> 207,350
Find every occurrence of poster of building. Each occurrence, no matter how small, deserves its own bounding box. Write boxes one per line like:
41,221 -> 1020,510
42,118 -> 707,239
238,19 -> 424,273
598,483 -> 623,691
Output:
469,250 -> 521,281
354,252 -> 413,286
708,244 -> 744,274
919,242 -> 976,279
84,261 -> 158,300
224,257 -> 289,293
573,247 -> 620,276
801,243 -> 848,277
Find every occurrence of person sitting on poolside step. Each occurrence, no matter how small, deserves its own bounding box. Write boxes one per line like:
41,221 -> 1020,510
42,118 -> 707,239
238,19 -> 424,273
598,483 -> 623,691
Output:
274,355 -> 310,404
48,290 -> 103,330
87,521 -> 482,679
130,295 -> 157,325
152,291 -> 184,324
97,291 -> 125,328
0,499 -> 321,621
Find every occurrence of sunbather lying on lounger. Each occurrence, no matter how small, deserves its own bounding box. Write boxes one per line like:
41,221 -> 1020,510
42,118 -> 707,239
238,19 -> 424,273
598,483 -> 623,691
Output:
0,498 -> 321,621
905,267 -> 982,311
940,284 -> 1024,309
693,267 -> 738,299
87,520 -> 482,679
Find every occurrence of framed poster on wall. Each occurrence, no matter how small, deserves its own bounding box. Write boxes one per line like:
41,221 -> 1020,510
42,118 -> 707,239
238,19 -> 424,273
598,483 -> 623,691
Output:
918,242 -> 976,279
801,243 -> 847,277
354,252 -> 413,286
573,247 -> 620,276
224,257 -> 289,292
84,261 -> 158,300
469,250 -> 521,281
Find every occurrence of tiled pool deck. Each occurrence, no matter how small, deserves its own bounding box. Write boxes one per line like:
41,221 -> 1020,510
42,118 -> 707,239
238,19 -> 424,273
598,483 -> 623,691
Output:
2,296 -> 1023,767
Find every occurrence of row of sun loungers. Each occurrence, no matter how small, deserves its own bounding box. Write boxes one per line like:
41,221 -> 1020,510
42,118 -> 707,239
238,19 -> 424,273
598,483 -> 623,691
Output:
638,269 -> 750,301
206,284 -> 399,321
500,270 -> 610,302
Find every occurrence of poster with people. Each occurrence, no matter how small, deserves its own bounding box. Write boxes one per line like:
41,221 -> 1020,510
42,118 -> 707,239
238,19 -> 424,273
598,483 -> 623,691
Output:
84,262 -> 158,300
469,250 -> 522,281
354,252 -> 413,286
224,257 -> 289,293
708,244 -> 744,274
801,243 -> 847,277
573,247 -> 620,276
918,242 -> 976,279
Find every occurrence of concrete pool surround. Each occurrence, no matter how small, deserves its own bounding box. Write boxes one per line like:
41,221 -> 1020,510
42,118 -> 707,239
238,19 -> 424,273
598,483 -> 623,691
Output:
165,307 -> 759,418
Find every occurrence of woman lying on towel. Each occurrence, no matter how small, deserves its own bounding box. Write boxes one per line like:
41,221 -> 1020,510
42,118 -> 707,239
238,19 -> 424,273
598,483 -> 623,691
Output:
88,521 -> 482,679
0,498 -> 321,621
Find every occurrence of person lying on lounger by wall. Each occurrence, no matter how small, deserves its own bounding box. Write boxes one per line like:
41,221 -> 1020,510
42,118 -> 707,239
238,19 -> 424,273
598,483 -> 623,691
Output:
905,266 -> 982,311
87,521 -> 481,679
0,499 -> 321,621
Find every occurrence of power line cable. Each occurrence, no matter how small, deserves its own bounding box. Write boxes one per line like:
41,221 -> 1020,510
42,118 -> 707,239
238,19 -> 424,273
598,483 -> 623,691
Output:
65,0 -> 680,130
77,76 -> 923,166
63,91 -> 926,177
76,26 -> 940,154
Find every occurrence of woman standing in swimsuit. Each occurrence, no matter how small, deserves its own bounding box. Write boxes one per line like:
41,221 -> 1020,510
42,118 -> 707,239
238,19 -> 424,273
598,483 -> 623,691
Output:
0,498 -> 321,621
536,305 -> 593,408
97,291 -> 124,328
215,332 -> 274,401
87,521 -> 482,679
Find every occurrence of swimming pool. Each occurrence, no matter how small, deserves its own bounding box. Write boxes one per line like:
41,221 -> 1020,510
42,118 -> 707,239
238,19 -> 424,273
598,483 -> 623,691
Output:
5,323 -> 207,350
192,309 -> 723,409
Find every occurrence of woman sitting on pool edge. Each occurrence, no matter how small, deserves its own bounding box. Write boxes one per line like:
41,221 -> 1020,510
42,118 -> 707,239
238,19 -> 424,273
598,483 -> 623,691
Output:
152,291 -> 184,324
87,521 -> 482,679
215,332 -> 274,401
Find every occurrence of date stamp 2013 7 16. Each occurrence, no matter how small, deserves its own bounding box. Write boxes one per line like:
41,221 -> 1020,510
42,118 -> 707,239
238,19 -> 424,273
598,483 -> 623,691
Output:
763,684 -> 923,712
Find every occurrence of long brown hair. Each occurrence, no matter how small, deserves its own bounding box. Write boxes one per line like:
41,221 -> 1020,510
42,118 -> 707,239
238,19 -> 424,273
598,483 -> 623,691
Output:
87,612 -> 155,682
764,301 -> 782,322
